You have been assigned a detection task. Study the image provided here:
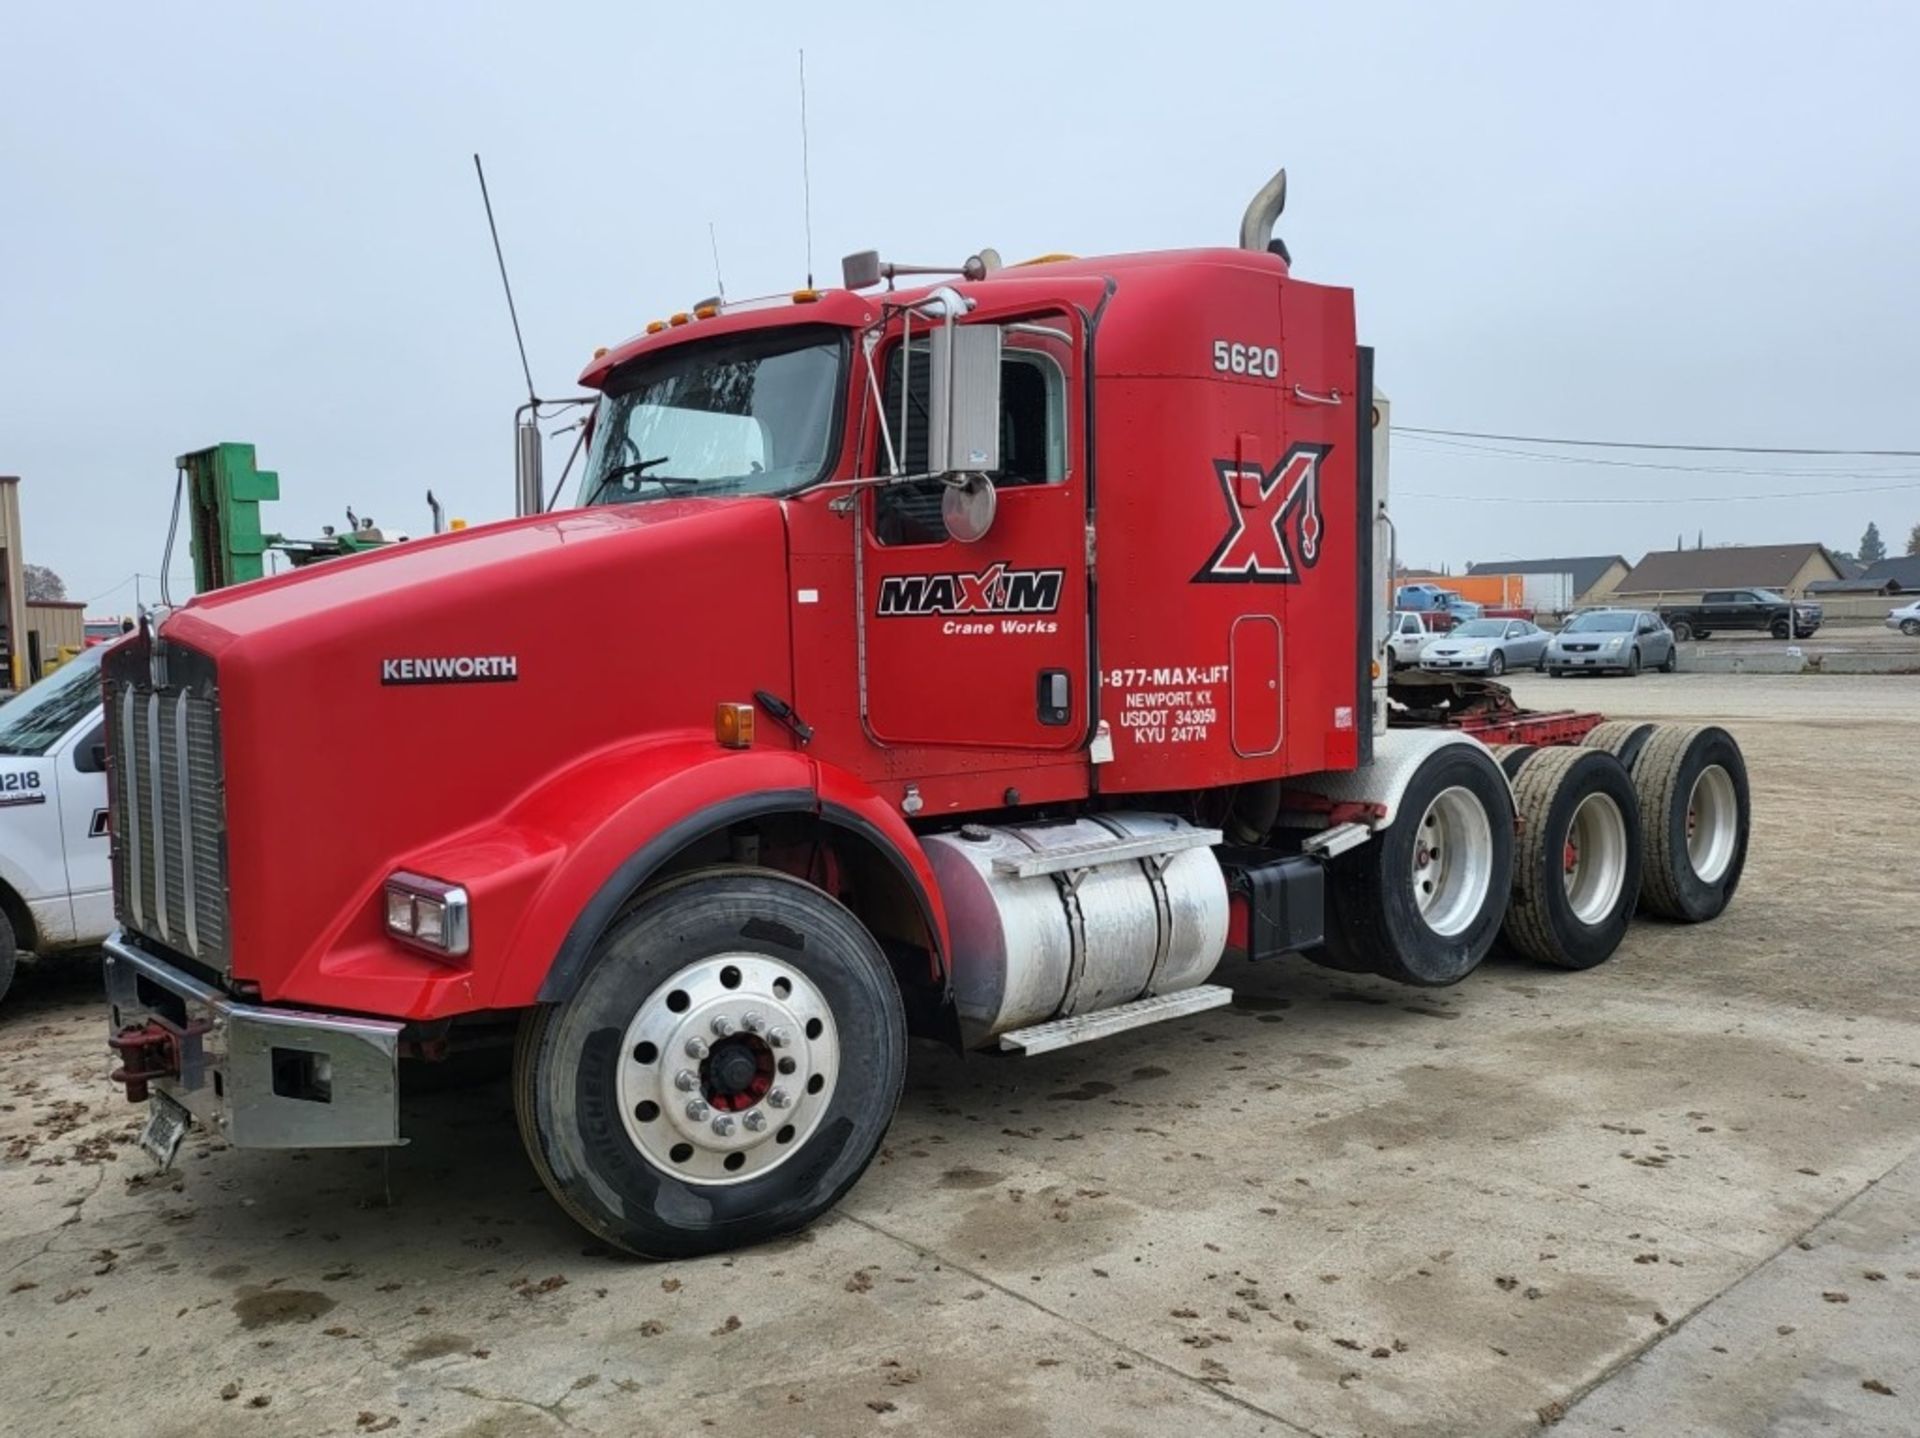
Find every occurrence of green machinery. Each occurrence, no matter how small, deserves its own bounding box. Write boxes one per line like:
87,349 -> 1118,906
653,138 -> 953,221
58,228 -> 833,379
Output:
177,443 -> 435,592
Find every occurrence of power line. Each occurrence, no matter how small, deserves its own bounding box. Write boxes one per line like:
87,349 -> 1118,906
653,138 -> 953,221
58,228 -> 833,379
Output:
1393,425 -> 1920,458
1396,432 -> 1920,480
1399,478 -> 1920,505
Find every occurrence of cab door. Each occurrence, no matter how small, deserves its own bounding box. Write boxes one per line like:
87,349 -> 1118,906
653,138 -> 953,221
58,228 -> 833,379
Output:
859,300 -> 1090,750
54,714 -> 112,942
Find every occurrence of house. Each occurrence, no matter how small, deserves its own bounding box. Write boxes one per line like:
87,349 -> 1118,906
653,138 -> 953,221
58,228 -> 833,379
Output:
1807,554 -> 1920,595
1464,555 -> 1629,607
1611,543 -> 1848,600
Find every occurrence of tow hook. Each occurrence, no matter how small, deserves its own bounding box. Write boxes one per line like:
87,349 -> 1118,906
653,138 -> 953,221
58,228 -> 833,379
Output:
108,1022 -> 183,1104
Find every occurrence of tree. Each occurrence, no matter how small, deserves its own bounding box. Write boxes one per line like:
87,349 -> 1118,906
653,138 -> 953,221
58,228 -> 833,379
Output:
1859,522 -> 1886,563
21,563 -> 66,602
1907,522 -> 1920,557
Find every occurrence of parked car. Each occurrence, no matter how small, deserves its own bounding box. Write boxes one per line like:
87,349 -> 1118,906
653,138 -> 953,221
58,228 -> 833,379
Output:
0,644 -> 111,1005
1887,598 -> 1920,637
1418,617 -> 1551,677
1657,588 -> 1820,642
1545,609 -> 1676,677
1395,583 -> 1483,621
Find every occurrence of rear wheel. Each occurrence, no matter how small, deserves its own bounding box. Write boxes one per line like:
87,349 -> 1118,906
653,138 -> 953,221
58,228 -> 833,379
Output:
1324,744 -> 1514,987
514,870 -> 906,1258
1584,724 -> 1750,922
1500,748 -> 1642,969
1669,619 -> 1693,642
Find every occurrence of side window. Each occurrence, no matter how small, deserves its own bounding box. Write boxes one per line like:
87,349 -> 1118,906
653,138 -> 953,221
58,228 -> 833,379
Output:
872,319 -> 1072,546
73,720 -> 106,774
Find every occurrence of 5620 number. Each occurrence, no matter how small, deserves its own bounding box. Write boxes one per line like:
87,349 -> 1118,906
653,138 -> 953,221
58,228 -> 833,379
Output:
1211,340 -> 1280,378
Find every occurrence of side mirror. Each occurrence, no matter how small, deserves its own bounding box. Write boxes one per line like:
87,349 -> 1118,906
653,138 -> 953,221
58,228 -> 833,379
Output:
927,322 -> 1002,476
78,741 -> 107,774
941,474 -> 998,544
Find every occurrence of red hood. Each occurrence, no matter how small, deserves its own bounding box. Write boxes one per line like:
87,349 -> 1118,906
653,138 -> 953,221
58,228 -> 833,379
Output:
156,497 -> 797,1001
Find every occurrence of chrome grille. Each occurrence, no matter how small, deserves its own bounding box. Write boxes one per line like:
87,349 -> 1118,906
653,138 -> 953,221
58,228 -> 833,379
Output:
110,673 -> 228,970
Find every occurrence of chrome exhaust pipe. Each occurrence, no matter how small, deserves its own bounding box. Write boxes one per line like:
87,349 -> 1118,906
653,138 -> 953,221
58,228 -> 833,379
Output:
1238,167 -> 1288,253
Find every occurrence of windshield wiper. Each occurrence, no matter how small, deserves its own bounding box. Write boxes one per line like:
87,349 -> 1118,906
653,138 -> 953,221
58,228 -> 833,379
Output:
581,455 -> 686,507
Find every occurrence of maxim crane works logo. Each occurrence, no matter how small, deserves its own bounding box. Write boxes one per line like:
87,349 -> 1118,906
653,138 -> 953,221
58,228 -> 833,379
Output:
1194,442 -> 1329,583
876,562 -> 1064,617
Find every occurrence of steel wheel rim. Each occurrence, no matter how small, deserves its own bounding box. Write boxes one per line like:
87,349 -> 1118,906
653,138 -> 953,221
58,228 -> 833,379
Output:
617,953 -> 839,1186
1686,764 -> 1738,884
1563,790 -> 1628,925
1410,785 -> 1493,938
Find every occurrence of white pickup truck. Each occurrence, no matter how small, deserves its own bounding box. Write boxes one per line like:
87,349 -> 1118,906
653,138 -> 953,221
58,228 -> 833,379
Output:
0,645 -> 111,1004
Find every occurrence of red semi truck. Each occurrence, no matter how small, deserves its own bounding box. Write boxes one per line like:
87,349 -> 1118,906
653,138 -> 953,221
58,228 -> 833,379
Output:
100,171 -> 1750,1257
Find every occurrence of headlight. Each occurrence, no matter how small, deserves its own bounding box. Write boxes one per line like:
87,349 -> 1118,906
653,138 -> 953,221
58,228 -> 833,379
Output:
1463,644 -> 1488,657
1604,636 -> 1625,650
385,871 -> 471,958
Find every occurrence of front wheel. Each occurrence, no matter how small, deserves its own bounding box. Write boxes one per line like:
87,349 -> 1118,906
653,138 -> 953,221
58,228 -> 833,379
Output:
1659,644 -> 1677,673
1323,744 -> 1515,987
1901,619 -> 1920,637
1770,619 -> 1790,640
514,870 -> 906,1258
0,911 -> 15,1006
1487,650 -> 1507,677
1625,648 -> 1641,677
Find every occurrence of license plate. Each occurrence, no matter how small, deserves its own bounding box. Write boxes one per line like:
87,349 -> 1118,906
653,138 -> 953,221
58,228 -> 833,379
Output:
138,1092 -> 191,1170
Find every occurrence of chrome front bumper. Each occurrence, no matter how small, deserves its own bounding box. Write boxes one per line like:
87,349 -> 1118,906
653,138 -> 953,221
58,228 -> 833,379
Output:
103,933 -> 405,1149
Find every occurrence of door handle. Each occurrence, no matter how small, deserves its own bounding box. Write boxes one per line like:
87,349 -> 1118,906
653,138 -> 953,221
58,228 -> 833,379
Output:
1292,385 -> 1344,406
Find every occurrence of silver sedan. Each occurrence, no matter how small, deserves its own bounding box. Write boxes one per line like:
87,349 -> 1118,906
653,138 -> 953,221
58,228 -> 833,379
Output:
1545,609 -> 1677,677
1417,618 -> 1551,677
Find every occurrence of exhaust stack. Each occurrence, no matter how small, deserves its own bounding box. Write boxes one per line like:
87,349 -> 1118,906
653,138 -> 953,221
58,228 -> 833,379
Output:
1238,167 -> 1289,255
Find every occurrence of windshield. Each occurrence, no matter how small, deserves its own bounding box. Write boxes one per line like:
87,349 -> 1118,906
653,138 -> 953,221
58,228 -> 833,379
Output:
1564,611 -> 1636,633
0,646 -> 102,756
1449,620 -> 1505,638
579,327 -> 844,507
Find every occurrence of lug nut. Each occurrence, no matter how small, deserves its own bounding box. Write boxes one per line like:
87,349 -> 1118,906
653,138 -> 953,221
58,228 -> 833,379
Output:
684,1036 -> 709,1060
767,1088 -> 791,1109
673,1069 -> 699,1092
766,1026 -> 791,1050
743,1111 -> 767,1133
710,1115 -> 736,1137
684,1099 -> 711,1122
710,1015 -> 736,1038
741,1011 -> 766,1034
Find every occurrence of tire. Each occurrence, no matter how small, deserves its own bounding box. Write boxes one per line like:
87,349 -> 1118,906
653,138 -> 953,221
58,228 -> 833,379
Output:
1500,748 -> 1643,969
1901,619 -> 1920,638
1548,667 -> 1564,679
0,912 -> 15,1007
1488,650 -> 1507,678
1535,652 -> 1547,672
1659,644 -> 1677,673
1586,724 -> 1749,923
1669,620 -> 1693,643
1625,648 -> 1641,677
514,869 -> 906,1258
1323,744 -> 1515,987
1770,619 -> 1789,640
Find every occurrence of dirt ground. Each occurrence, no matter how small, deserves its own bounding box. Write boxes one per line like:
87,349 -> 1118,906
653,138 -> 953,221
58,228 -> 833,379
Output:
3,673 -> 1916,1437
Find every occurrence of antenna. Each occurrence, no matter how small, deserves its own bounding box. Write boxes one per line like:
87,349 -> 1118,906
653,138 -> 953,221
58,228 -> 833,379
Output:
473,153 -> 537,406
708,220 -> 726,302
799,49 -> 815,289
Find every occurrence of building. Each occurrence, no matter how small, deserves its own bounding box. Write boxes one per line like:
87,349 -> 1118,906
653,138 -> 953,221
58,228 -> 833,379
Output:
1611,543 -> 1847,601
1807,554 -> 1920,595
0,475 -> 90,690
1464,555 -> 1629,607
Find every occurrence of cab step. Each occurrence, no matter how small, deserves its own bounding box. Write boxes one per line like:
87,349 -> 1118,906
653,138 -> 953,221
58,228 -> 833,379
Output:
997,985 -> 1234,1056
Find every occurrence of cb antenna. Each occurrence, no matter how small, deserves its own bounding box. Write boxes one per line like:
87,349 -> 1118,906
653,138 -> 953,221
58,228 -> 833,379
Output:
474,152 -> 537,407
709,220 -> 726,302
799,49 -> 814,289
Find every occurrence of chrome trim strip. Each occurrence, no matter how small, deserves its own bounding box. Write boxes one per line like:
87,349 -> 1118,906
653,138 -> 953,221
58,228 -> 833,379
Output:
147,690 -> 167,939
174,694 -> 198,954
121,684 -> 143,930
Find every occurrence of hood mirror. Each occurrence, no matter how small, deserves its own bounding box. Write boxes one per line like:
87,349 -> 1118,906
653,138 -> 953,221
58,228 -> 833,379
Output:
941,474 -> 997,544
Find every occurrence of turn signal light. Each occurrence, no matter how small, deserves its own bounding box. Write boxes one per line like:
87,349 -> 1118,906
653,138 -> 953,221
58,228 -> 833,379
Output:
715,702 -> 756,749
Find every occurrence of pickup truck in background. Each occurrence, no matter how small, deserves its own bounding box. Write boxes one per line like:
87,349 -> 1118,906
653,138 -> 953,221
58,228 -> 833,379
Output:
1656,588 -> 1822,642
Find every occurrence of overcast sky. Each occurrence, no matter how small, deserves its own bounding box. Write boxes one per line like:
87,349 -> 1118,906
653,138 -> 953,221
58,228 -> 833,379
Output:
5,2 -> 1918,608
